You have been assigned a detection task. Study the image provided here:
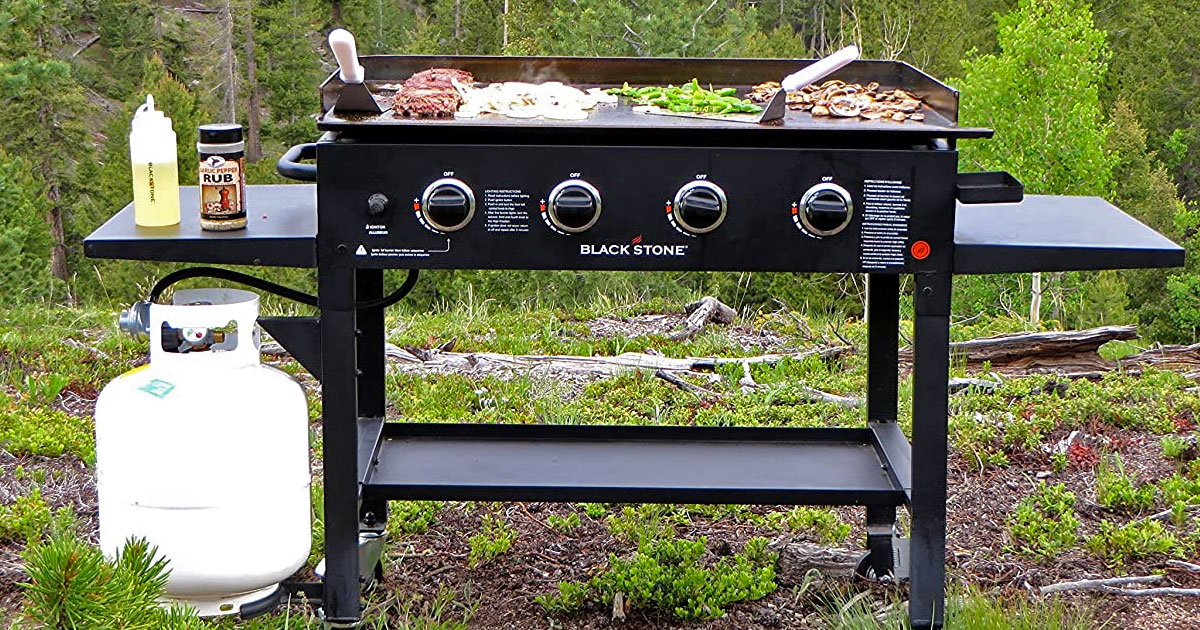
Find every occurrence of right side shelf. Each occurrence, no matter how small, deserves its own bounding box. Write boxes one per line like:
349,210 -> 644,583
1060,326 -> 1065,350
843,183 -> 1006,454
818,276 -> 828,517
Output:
953,195 -> 1184,274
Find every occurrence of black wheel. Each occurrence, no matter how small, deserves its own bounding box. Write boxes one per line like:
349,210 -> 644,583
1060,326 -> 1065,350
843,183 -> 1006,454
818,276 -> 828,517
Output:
854,552 -> 893,583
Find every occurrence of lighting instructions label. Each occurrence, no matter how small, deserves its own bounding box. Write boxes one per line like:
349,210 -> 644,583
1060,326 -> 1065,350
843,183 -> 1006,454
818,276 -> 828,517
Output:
860,179 -> 912,270
483,189 -> 531,233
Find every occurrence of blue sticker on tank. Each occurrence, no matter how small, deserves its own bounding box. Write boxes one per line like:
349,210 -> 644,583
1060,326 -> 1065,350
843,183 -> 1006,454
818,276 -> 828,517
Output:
138,379 -> 175,398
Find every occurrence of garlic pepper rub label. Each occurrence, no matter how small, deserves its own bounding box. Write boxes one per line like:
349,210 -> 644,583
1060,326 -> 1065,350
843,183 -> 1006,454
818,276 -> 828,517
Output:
199,154 -> 246,221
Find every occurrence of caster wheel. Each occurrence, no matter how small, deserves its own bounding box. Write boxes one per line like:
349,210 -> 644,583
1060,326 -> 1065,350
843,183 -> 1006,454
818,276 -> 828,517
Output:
854,552 -> 893,583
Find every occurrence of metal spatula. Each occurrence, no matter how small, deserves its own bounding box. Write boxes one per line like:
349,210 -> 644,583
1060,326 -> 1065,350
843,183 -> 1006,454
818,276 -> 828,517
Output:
328,29 -> 383,114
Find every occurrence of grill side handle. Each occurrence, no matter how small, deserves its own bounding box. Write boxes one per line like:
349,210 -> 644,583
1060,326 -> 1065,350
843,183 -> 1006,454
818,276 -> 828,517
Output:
277,143 -> 317,182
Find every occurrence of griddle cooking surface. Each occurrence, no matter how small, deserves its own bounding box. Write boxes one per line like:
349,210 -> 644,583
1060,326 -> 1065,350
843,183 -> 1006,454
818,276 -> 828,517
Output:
317,55 -> 992,140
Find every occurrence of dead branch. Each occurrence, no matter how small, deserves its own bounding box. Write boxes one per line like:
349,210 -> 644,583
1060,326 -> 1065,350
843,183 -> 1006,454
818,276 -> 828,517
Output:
1040,574 -> 1200,596
62,337 -> 111,361
1167,560 -> 1200,573
670,296 -> 736,341
72,35 -> 100,58
796,386 -> 863,409
654,369 -> 715,397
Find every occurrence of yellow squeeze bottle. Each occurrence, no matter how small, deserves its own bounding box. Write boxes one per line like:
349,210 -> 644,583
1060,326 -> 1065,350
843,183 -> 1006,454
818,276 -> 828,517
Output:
130,94 -> 180,227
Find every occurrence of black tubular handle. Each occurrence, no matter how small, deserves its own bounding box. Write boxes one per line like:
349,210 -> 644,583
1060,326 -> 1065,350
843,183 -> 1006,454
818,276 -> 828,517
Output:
276,143 -> 317,182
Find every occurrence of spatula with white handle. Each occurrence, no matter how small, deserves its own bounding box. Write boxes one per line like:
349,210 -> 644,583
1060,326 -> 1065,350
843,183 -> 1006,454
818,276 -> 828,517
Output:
781,45 -> 860,92
327,28 -> 382,114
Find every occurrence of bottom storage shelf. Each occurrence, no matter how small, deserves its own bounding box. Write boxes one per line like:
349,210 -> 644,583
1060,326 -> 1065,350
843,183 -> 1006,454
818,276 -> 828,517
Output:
363,423 -> 907,506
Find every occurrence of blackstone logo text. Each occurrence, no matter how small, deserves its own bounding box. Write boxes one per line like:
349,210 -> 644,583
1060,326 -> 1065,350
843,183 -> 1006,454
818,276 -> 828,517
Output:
580,243 -> 689,257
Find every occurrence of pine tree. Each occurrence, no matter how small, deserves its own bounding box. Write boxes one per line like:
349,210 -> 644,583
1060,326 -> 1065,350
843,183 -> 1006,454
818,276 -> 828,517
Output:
0,150 -> 56,303
0,0 -> 96,294
256,0 -> 323,147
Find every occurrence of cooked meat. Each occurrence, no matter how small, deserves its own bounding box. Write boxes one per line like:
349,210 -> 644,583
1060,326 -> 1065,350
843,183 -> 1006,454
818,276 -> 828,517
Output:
404,68 -> 474,90
394,87 -> 462,118
391,68 -> 475,117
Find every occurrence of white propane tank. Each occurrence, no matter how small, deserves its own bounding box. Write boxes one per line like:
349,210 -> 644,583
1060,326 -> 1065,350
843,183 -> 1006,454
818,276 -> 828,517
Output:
95,288 -> 310,616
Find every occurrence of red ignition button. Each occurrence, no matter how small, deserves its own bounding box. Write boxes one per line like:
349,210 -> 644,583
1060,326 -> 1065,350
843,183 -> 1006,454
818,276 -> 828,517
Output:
911,240 -> 931,260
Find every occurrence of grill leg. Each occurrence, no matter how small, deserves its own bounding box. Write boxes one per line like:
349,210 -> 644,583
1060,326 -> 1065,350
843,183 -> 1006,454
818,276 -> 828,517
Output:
909,271 -> 951,630
867,274 -> 899,423
866,504 -> 897,577
319,264 -> 362,627
356,270 -> 388,551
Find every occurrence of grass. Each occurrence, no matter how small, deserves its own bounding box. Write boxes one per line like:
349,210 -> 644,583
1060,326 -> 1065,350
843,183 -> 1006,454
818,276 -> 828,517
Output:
824,587 -> 1099,630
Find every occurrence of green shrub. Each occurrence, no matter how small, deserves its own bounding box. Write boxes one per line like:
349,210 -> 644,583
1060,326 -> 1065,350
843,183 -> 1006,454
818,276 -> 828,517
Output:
1095,454 -> 1157,513
388,501 -> 443,536
467,514 -> 517,568
1007,483 -> 1080,558
1085,519 -> 1179,566
538,536 -> 776,621
0,393 -> 96,462
1161,435 -> 1194,460
0,487 -> 75,543
761,507 -> 852,544
547,512 -> 581,535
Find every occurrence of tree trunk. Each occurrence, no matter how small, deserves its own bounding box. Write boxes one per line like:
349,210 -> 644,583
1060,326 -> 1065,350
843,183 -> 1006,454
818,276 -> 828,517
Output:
38,102 -> 69,290
219,0 -> 238,124
242,4 -> 262,162
1029,271 -> 1043,325
502,0 -> 509,48
454,0 -> 462,44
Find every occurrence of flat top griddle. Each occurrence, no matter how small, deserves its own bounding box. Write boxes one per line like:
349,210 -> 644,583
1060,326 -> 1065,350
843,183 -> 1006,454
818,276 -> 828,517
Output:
318,55 -> 992,141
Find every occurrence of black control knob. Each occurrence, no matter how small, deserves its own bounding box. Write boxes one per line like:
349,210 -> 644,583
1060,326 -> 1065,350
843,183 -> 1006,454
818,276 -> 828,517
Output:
420,178 -> 475,232
800,183 -> 854,236
673,181 -> 727,234
548,180 -> 602,233
367,193 -> 389,216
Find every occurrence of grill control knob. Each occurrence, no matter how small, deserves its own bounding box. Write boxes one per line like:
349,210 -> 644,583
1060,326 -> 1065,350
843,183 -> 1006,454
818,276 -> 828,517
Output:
800,183 -> 854,236
420,178 -> 475,232
547,179 -> 602,233
672,181 -> 727,234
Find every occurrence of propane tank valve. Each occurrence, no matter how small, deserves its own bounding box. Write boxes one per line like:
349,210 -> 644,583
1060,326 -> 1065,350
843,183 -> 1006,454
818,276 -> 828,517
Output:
118,301 -> 151,339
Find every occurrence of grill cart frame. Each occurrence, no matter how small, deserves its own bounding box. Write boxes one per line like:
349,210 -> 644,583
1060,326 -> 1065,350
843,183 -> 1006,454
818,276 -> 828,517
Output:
85,55 -> 1183,630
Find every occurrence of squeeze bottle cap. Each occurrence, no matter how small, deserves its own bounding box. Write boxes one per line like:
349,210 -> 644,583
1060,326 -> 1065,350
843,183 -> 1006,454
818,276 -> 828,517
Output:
131,94 -> 173,135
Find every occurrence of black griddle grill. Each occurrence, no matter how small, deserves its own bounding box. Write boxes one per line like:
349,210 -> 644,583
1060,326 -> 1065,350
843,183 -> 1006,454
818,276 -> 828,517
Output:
84,54 -> 1183,630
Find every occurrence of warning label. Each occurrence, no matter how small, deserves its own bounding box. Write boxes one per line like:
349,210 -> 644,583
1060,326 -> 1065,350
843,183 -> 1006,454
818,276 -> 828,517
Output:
483,189 -> 531,233
860,179 -> 912,270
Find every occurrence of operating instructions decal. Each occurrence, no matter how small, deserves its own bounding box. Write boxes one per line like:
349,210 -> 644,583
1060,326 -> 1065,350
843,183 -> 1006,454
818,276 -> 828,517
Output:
859,179 -> 912,270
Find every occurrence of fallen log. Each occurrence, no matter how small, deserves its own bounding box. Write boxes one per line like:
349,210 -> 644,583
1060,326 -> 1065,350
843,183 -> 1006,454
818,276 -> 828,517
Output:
900,325 -> 1136,375
669,296 -> 737,341
384,344 -> 852,378
769,538 -> 861,585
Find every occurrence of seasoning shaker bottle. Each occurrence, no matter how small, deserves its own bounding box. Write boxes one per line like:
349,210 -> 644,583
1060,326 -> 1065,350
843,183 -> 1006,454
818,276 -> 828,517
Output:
197,123 -> 247,231
129,95 -> 180,227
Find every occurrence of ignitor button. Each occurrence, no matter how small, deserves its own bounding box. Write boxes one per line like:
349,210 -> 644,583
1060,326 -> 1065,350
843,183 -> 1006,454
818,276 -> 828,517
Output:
420,178 -> 475,232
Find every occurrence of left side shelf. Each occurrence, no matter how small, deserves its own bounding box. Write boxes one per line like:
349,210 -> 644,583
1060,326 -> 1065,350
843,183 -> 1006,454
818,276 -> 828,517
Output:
84,184 -> 317,268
